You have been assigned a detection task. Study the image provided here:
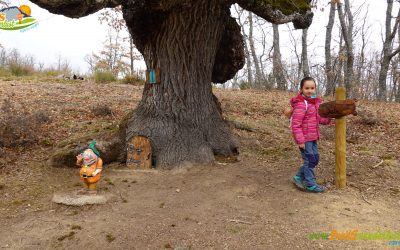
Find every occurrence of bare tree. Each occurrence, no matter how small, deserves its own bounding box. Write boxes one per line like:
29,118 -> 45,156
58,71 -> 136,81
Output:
253,16 -> 270,88
378,0 -> 400,101
0,45 -> 6,68
353,4 -> 371,99
55,53 -> 71,74
87,29 -> 130,77
325,0 -> 336,96
99,5 -> 142,76
248,12 -> 263,88
337,0 -> 355,96
272,24 -> 286,90
286,23 -> 302,89
84,54 -> 96,75
233,6 -> 253,87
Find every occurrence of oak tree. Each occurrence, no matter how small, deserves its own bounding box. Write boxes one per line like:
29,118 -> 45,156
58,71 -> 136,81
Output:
30,0 -> 313,168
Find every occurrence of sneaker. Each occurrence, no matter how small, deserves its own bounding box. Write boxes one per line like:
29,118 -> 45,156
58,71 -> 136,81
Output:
305,184 -> 326,193
292,176 -> 305,189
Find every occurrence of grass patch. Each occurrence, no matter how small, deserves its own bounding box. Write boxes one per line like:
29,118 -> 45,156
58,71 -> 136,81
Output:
104,178 -> 115,186
94,70 -> 116,83
106,233 -> 115,242
71,225 -> 82,230
9,63 -> 34,76
57,231 -> 75,241
226,225 -> 244,234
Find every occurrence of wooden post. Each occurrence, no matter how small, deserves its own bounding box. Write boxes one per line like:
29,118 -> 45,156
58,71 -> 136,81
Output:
335,86 -> 346,188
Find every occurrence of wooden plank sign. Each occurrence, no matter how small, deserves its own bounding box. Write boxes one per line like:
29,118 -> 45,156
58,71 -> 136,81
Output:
127,136 -> 152,169
318,99 -> 357,118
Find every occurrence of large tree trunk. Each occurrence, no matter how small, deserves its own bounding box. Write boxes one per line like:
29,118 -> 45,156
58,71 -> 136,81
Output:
124,2 -> 238,168
30,0 -> 313,169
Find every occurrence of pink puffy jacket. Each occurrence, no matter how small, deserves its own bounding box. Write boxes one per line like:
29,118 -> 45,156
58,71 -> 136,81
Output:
290,94 -> 331,145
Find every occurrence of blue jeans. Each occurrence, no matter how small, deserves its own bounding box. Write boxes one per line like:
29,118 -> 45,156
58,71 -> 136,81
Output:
296,141 -> 319,187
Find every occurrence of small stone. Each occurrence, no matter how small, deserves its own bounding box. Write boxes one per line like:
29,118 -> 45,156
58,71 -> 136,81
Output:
174,247 -> 188,250
176,189 -> 180,193
52,193 -> 109,206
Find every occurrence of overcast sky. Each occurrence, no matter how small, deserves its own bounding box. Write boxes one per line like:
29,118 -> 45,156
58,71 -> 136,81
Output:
0,0 -> 394,75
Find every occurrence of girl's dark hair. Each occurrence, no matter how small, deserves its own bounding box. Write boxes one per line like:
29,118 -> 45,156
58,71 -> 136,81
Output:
300,76 -> 316,89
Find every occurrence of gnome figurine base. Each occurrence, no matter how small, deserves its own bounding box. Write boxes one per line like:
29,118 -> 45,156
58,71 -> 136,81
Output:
76,144 -> 103,195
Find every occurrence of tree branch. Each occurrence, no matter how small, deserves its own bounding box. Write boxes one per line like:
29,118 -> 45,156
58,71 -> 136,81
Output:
30,0 -> 123,18
389,6 -> 400,40
389,45 -> 400,58
236,0 -> 313,29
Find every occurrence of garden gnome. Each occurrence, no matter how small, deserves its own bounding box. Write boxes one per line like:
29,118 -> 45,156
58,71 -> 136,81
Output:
76,141 -> 103,194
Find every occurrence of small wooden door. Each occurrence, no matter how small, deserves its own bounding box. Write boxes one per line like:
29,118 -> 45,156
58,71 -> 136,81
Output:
127,136 -> 152,169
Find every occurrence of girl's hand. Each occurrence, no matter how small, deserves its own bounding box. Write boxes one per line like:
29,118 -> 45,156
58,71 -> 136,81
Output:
299,144 -> 305,150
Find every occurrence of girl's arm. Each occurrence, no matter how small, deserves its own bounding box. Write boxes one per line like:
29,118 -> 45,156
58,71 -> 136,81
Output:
291,103 -> 306,145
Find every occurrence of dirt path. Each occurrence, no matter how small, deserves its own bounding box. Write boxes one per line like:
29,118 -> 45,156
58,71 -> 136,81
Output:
1,80 -> 400,249
2,159 -> 399,249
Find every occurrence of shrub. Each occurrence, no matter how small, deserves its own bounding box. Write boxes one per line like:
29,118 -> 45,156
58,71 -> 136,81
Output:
90,103 -> 113,117
94,70 -> 116,83
0,67 -> 11,77
239,80 -> 250,90
121,74 -> 145,85
0,96 -> 51,148
9,63 -> 34,76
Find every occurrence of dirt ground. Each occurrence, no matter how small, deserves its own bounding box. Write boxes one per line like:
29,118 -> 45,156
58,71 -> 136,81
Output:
1,79 -> 400,249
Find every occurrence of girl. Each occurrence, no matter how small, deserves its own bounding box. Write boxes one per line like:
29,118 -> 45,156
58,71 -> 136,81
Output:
291,77 -> 331,193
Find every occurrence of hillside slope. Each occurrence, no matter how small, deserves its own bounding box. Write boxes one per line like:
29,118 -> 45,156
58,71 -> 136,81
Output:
0,80 -> 400,249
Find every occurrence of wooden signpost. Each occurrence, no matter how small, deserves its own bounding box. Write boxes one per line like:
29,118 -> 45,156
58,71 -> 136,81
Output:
335,86 -> 347,188
319,86 -> 357,188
